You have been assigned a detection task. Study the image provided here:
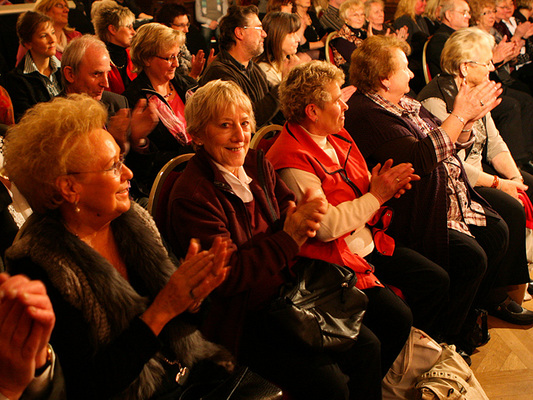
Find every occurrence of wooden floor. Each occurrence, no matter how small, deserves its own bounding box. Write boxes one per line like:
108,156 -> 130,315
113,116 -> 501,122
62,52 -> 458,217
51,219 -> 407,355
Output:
470,298 -> 533,399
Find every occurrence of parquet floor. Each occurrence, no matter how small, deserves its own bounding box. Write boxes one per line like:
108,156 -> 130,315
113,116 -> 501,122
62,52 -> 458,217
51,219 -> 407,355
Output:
470,298 -> 533,399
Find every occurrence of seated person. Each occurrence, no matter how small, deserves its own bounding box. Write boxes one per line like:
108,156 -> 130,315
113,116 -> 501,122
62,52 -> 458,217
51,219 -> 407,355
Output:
293,0 -> 326,60
3,12 -> 62,122
4,95 -> 232,400
0,273 -> 61,400
16,0 -> 82,64
345,35 -> 531,355
267,60 -> 448,339
155,3 -> 214,80
331,0 -> 368,73
199,5 -> 283,127
166,79 -> 412,400
123,23 -> 197,198
92,0 -> 137,94
255,11 -> 303,86
418,27 -> 533,314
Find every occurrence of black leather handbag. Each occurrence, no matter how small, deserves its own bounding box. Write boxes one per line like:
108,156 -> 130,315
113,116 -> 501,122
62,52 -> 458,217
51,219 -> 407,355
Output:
256,150 -> 368,351
266,257 -> 368,351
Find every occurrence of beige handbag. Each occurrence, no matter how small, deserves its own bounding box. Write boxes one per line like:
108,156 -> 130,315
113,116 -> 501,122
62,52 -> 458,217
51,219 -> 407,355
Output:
382,328 -> 443,400
415,344 -> 489,400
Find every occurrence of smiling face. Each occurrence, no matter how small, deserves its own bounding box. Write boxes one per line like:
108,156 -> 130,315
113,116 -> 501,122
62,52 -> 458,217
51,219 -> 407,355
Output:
47,0 -> 69,26
384,48 -> 414,101
447,0 -> 471,29
26,22 -> 57,58
367,2 -> 385,26
463,50 -> 495,86
345,6 -> 366,29
313,80 -> 349,136
196,106 -> 252,175
477,6 -> 496,30
71,129 -> 133,222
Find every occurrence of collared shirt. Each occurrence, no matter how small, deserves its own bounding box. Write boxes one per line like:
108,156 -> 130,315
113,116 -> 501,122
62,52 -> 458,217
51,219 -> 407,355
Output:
213,161 -> 254,203
23,52 -> 61,97
365,92 -> 485,236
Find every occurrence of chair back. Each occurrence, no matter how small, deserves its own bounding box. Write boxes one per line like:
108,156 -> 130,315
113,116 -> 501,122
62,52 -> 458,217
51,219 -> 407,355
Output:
147,153 -> 195,233
422,38 -> 432,84
250,124 -> 283,152
325,31 -> 338,65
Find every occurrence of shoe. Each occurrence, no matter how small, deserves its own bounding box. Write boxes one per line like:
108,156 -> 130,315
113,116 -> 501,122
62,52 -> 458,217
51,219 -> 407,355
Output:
489,297 -> 533,325
528,282 -> 533,296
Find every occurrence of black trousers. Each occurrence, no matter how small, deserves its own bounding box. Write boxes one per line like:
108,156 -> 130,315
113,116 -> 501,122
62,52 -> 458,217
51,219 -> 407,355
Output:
443,208 -> 509,339
368,246 -> 449,337
239,286 -> 412,400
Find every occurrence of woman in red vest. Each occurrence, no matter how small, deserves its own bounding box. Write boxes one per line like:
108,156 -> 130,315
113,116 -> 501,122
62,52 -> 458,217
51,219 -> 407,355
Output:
267,60 -> 450,365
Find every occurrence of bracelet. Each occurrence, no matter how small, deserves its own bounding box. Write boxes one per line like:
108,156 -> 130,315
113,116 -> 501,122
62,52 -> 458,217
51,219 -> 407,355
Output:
461,127 -> 473,133
491,175 -> 500,188
450,113 -> 466,125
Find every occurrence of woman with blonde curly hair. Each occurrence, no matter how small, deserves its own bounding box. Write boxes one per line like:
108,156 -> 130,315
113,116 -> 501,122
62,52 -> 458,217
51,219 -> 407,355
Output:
3,94 -> 231,400
123,23 -> 197,198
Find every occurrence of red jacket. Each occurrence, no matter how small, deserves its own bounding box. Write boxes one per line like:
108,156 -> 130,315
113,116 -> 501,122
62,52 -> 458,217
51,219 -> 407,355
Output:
267,122 -> 387,290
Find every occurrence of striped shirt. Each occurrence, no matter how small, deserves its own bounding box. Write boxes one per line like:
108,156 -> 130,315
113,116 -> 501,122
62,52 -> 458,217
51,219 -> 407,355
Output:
365,92 -> 486,236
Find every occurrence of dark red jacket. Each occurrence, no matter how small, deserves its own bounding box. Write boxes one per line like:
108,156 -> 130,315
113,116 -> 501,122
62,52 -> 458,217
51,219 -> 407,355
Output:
166,148 -> 300,353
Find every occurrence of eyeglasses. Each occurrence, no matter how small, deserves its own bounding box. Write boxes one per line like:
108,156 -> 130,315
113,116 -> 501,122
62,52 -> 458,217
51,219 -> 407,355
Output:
466,60 -> 493,68
171,22 -> 191,29
480,9 -> 497,15
67,156 -> 125,176
452,9 -> 471,17
54,2 -> 66,8
156,53 -> 182,63
243,25 -> 263,31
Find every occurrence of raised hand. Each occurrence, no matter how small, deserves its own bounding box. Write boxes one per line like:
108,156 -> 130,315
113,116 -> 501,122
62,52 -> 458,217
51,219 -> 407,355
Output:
369,159 -> 420,204
141,238 -> 230,335
0,273 -> 55,400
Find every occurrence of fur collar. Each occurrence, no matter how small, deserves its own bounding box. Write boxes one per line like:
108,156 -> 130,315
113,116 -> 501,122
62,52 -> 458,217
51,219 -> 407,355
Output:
7,203 -> 227,399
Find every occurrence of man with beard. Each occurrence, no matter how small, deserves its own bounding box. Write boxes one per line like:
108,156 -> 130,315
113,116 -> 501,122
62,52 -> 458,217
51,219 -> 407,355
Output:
199,5 -> 282,126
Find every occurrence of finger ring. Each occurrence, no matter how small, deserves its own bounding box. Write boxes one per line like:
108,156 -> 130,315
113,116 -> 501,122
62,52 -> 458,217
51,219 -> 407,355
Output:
480,100 -> 485,106
396,178 -> 400,182
189,288 -> 196,300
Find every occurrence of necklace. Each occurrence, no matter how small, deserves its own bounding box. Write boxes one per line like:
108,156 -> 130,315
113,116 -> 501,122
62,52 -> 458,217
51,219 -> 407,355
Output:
163,82 -> 174,99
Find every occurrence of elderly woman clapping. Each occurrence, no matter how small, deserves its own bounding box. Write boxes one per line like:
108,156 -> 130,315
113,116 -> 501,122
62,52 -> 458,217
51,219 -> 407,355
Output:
3,95 -> 232,400
266,61 -> 451,397
124,23 -> 197,198
345,35 -> 531,355
164,80 -> 390,400
418,27 -> 533,314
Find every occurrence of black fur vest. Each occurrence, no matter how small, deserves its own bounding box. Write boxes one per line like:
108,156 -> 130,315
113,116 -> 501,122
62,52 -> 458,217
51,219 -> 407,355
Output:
6,203 -> 227,399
